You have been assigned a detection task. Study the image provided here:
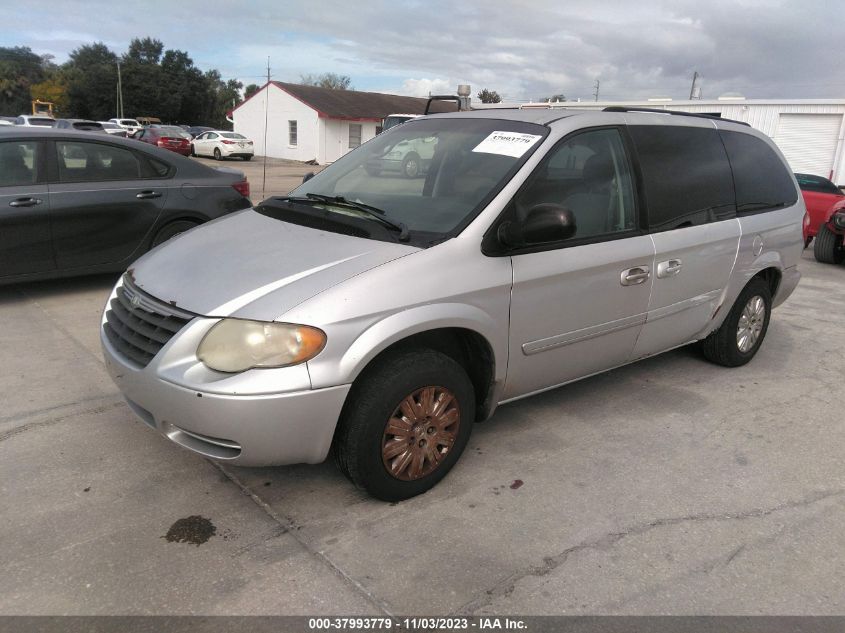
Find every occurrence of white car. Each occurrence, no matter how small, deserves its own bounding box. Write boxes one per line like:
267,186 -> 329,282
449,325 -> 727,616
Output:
15,115 -> 55,127
109,118 -> 143,136
191,131 -> 254,161
98,121 -> 129,137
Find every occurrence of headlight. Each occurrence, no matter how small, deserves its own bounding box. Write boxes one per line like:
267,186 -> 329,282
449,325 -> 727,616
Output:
197,319 -> 326,373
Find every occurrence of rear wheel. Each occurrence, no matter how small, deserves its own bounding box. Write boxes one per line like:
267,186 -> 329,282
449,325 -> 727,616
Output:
813,224 -> 845,264
213,147 -> 222,161
700,278 -> 771,367
189,144 -> 196,157
151,220 -> 199,249
243,155 -> 252,161
334,349 -> 475,501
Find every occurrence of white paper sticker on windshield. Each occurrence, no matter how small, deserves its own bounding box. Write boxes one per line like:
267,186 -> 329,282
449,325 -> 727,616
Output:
472,131 -> 543,158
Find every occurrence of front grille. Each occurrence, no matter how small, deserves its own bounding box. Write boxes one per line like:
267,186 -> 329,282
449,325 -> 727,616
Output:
104,275 -> 194,367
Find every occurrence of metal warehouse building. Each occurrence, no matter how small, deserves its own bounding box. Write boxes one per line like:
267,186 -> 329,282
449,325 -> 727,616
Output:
479,98 -> 845,185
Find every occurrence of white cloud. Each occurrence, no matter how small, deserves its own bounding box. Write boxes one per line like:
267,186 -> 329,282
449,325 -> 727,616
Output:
398,78 -> 454,98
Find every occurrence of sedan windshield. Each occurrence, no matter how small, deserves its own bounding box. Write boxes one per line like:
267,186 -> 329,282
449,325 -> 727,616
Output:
283,117 -> 547,243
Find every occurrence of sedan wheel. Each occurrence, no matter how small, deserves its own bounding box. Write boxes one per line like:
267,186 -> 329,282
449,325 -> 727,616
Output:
213,147 -> 222,161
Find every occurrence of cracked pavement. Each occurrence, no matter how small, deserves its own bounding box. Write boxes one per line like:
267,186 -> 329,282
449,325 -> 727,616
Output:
0,248 -> 843,615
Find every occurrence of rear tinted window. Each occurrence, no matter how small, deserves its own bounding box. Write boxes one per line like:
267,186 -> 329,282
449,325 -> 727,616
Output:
794,172 -> 842,195
29,118 -> 55,127
720,130 -> 798,213
0,141 -> 37,187
57,141 -> 142,182
628,125 -> 735,231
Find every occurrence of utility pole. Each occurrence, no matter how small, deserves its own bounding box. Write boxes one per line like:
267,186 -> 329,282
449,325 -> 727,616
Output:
261,56 -> 270,199
689,71 -> 700,100
116,61 -> 124,118
593,79 -> 600,102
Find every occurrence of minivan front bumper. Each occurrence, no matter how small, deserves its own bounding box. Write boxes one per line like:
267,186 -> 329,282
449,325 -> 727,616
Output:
101,327 -> 350,466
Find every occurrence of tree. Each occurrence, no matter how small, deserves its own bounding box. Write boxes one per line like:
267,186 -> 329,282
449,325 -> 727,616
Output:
125,37 -> 163,65
244,83 -> 260,100
30,75 -> 69,116
477,88 -> 502,104
300,72 -> 352,90
545,93 -> 566,102
64,43 -> 118,120
0,46 -> 47,115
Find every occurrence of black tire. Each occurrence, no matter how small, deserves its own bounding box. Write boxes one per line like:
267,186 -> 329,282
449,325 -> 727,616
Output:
700,278 -> 771,367
151,220 -> 198,249
401,152 -> 421,178
243,155 -> 253,161
213,147 -> 222,161
189,144 -> 195,157
334,349 -> 475,501
813,224 -> 845,264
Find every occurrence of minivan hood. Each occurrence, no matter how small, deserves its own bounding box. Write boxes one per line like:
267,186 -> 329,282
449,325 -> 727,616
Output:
130,209 -> 419,319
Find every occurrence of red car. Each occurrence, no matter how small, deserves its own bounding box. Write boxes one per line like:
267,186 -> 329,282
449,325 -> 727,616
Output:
814,198 -> 845,264
795,172 -> 844,247
133,127 -> 191,156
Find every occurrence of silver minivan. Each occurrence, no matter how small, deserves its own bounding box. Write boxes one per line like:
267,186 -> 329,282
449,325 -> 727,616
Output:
101,107 -> 803,500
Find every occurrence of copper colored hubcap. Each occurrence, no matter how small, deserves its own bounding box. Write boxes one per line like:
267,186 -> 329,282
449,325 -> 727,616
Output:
381,386 -> 460,481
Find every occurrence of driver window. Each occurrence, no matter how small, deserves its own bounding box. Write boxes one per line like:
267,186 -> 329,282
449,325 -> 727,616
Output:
516,128 -> 636,240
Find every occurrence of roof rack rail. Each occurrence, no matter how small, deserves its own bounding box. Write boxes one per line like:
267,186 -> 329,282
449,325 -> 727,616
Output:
424,95 -> 461,115
602,106 -> 750,127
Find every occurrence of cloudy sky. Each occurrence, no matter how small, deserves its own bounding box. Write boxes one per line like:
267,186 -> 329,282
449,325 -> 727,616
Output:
4,0 -> 842,102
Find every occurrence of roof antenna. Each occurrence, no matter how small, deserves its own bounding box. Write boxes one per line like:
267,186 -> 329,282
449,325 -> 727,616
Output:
261,56 -> 270,201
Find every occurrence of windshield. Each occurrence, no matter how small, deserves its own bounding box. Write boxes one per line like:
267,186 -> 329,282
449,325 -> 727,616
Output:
120,120 -> 140,126
795,173 -> 842,195
159,126 -> 189,138
274,117 -> 547,244
29,118 -> 55,126
382,115 -> 416,131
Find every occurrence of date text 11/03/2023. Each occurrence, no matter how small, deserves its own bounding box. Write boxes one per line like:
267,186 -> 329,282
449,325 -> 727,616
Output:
307,617 -> 527,630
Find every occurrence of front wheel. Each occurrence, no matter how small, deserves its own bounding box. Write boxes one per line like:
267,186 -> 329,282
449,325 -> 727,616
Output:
401,152 -> 421,178
700,278 -> 771,367
334,349 -> 475,501
243,155 -> 253,161
213,147 -> 222,161
814,224 -> 845,264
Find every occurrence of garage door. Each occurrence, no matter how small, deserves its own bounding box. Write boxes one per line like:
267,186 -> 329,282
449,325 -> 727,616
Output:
774,113 -> 842,178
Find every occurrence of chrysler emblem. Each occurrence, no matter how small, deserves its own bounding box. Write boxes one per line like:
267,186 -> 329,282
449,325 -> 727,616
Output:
130,294 -> 141,309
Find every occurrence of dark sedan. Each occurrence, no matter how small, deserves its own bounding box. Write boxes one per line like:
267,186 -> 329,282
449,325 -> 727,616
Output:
0,127 -> 251,284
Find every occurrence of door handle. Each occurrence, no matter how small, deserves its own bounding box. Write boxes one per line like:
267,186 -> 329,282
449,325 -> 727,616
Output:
657,258 -> 683,278
621,266 -> 651,286
136,191 -> 162,199
9,198 -> 42,208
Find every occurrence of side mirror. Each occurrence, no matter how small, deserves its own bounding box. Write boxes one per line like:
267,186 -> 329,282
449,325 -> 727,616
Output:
302,172 -> 315,183
498,203 -> 577,247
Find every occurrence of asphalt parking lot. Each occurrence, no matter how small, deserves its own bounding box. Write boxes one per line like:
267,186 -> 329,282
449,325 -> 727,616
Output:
191,155 -> 324,202
1,187 -> 843,614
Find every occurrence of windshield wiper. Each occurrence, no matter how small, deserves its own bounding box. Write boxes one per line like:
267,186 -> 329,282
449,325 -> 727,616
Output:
293,193 -> 410,241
